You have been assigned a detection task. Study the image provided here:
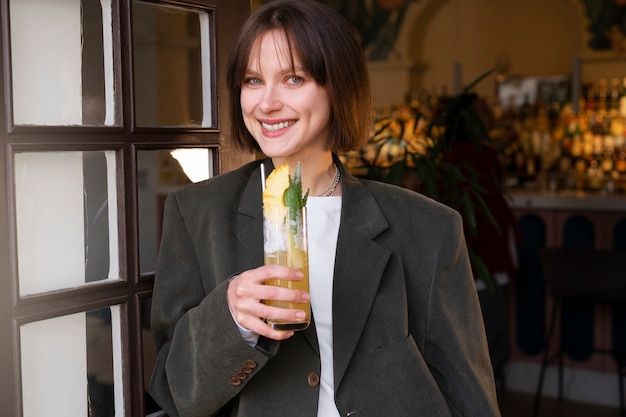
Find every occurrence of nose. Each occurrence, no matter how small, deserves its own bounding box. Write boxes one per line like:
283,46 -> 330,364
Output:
258,84 -> 282,113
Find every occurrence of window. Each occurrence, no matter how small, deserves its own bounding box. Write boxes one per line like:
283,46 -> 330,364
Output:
0,0 -> 252,416
10,0 -> 117,126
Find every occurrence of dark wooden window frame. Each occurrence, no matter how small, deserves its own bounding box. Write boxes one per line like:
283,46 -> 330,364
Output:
0,0 -> 252,415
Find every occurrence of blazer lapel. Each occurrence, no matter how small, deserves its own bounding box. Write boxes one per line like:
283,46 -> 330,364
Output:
236,163 -> 265,268
332,167 -> 391,389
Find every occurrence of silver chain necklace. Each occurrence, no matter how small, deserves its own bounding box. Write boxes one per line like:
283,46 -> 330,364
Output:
317,163 -> 341,196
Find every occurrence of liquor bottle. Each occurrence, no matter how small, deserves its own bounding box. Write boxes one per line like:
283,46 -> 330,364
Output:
609,78 -> 620,116
616,124 -> 626,174
616,151 -> 626,174
620,77 -> 626,118
585,83 -> 596,113
559,115 -> 578,175
601,146 -> 614,174
597,78 -> 608,115
519,94 -> 533,121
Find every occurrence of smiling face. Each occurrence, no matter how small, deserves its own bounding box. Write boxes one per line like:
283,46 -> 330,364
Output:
240,30 -> 331,162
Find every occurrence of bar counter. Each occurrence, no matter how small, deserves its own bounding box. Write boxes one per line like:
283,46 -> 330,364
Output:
507,189 -> 626,212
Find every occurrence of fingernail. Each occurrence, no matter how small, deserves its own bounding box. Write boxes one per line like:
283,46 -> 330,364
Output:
296,311 -> 306,319
295,271 -> 304,278
301,293 -> 310,301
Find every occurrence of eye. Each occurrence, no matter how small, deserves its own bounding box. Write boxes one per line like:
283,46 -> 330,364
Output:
286,75 -> 304,85
244,77 -> 262,86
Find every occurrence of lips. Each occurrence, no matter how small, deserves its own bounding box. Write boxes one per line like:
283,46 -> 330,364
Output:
261,120 -> 296,132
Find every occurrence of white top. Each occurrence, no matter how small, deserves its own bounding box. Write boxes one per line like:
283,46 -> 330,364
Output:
231,196 -> 342,417
306,196 -> 341,417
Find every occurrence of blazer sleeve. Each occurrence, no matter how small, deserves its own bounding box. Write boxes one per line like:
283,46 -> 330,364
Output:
421,210 -> 501,417
148,192 -> 277,417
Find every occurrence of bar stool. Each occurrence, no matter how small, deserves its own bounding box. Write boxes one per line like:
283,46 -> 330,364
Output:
532,247 -> 626,417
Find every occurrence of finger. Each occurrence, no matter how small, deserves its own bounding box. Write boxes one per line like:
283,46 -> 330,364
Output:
260,302 -> 308,323
249,265 -> 304,284
261,283 -> 310,303
259,325 -> 295,341
236,312 -> 296,341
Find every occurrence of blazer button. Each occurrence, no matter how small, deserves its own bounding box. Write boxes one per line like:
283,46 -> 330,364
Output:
230,376 -> 242,386
235,371 -> 247,380
244,359 -> 257,369
307,371 -> 320,388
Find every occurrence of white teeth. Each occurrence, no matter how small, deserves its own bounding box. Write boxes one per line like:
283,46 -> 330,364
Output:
262,121 -> 295,132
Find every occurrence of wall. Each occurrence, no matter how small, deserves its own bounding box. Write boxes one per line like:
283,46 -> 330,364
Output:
384,0 -> 626,107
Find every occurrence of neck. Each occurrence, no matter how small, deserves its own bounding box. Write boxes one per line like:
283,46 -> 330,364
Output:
271,152 -> 336,196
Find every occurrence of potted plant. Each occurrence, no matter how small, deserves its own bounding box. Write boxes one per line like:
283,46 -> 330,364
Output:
323,0 -> 414,60
340,71 -> 508,292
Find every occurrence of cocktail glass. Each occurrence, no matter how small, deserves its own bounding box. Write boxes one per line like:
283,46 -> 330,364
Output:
263,206 -> 310,330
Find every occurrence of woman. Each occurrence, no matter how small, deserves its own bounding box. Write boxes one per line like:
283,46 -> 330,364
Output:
149,1 -> 501,416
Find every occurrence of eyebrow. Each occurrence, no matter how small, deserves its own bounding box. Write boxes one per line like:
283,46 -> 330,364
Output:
244,65 -> 307,78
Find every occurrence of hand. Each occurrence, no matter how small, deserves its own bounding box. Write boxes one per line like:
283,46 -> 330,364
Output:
227,265 -> 309,340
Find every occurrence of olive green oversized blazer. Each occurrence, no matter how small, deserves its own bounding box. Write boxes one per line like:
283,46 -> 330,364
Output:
149,156 -> 501,417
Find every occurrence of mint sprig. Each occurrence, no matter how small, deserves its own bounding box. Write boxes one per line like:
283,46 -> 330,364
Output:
282,162 -> 309,237
283,162 -> 309,211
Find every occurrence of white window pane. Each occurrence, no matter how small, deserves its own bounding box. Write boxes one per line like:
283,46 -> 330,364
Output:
137,148 -> 212,275
15,151 -> 120,296
9,0 -> 116,126
20,306 -> 124,417
169,148 -> 212,183
132,1 -> 213,127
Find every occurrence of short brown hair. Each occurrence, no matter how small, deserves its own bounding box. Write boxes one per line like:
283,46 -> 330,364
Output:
226,0 -> 373,153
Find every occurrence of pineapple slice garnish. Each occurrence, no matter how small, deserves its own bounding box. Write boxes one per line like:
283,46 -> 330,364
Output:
263,163 -> 290,218
263,163 -> 309,213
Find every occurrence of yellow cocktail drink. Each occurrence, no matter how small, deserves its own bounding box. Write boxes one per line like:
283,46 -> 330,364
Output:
262,163 -> 311,330
264,246 -> 311,329
263,206 -> 310,330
